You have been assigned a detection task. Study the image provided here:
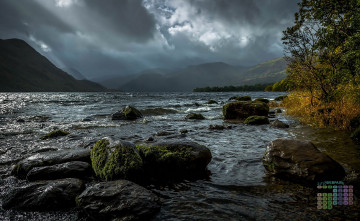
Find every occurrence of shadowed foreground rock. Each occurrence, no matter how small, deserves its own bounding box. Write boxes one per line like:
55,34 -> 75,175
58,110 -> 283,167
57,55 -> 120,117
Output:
137,140 -> 212,182
223,101 -> 269,120
263,139 -> 345,184
2,178 -> 84,210
12,148 -> 91,179
76,180 -> 160,221
26,161 -> 92,181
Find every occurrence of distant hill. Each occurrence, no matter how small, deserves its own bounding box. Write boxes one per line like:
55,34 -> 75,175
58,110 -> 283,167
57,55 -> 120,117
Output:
0,39 -> 107,92
102,57 -> 287,92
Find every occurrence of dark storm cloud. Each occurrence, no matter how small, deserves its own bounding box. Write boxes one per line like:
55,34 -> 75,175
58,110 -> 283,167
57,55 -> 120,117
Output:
0,0 -> 300,79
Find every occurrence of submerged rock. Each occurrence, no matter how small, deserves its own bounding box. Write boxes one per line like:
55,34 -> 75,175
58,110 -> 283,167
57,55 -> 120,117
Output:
41,129 -> 69,140
90,139 -> 143,181
263,139 -> 345,183
26,161 -> 92,181
137,140 -> 212,182
270,119 -> 289,128
207,100 -> 218,104
229,96 -> 251,101
244,116 -> 270,125
155,131 -> 174,136
254,98 -> 270,104
112,106 -> 143,120
76,180 -> 160,221
2,178 -> 84,211
185,113 -> 205,120
209,124 -> 232,130
12,148 -> 91,179
223,101 -> 269,120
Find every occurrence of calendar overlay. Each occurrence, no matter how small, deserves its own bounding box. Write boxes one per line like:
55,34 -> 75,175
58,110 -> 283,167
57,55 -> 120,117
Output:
317,181 -> 354,210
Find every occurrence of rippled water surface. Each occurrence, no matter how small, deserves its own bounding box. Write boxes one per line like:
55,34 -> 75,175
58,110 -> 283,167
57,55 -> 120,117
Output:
0,92 -> 359,220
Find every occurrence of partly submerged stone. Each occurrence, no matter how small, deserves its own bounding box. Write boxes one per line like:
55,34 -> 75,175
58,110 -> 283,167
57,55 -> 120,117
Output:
229,96 -> 252,101
90,139 -> 143,181
207,100 -> 218,104
26,161 -> 92,181
137,140 -> 212,182
223,101 -> 269,120
12,148 -> 91,179
112,105 -> 143,120
41,129 -> 69,140
76,180 -> 160,221
263,139 -> 345,183
185,113 -> 205,120
270,119 -> 289,128
254,98 -> 270,104
244,116 -> 270,125
2,178 -> 84,211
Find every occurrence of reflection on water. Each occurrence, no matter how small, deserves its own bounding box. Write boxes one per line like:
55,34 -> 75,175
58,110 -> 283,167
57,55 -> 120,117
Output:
0,92 -> 359,220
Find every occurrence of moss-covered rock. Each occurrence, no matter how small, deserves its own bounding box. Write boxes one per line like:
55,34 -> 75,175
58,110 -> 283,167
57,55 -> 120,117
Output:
244,116 -> 270,125
274,95 -> 288,101
222,101 -> 269,120
137,141 -> 212,182
112,106 -> 143,120
90,139 -> 143,181
41,129 -> 69,140
185,113 -> 205,120
229,96 -> 251,101
254,98 -> 270,104
351,127 -> 360,143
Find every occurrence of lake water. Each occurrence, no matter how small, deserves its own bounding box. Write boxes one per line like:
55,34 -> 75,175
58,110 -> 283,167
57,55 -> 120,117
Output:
0,92 -> 359,220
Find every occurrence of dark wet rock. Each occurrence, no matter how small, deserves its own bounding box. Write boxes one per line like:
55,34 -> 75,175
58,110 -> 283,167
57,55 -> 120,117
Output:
12,148 -> 91,179
111,105 -> 143,120
137,140 -> 212,182
179,129 -> 188,134
263,139 -> 345,183
244,116 -> 270,125
26,161 -> 92,181
76,180 -> 160,221
141,107 -> 177,116
82,116 -> 94,122
90,139 -> 143,181
270,119 -> 289,128
351,127 -> 360,143
185,113 -> 205,120
208,124 -> 231,130
41,129 -> 69,140
276,108 -> 282,113
16,119 -> 25,123
155,131 -> 174,136
2,178 -> 84,211
223,101 -> 269,120
254,98 -> 270,104
207,100 -> 218,104
194,102 -> 200,107
146,137 -> 154,142
229,96 -> 251,101
274,95 -> 288,101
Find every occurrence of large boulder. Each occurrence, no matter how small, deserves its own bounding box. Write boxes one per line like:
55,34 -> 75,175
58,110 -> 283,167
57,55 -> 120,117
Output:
137,140 -> 212,182
90,139 -> 143,181
112,106 -> 143,120
244,116 -> 270,125
76,180 -> 160,221
2,178 -> 84,211
263,139 -> 345,183
223,101 -> 269,120
12,148 -> 91,179
26,161 -> 92,181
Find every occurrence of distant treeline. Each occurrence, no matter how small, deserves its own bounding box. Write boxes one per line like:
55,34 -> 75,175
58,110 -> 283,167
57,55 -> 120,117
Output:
193,83 -> 272,92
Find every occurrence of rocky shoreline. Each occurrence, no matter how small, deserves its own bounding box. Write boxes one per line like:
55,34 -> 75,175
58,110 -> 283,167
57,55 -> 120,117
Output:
1,95 -> 357,220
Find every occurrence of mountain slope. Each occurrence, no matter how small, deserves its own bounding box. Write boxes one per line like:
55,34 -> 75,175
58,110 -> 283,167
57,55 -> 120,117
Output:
0,39 -> 106,92
62,67 -> 87,80
115,58 -> 287,92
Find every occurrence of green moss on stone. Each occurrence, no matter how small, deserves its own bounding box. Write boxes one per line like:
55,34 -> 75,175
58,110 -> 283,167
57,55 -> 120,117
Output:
244,116 -> 270,125
90,139 -> 143,181
41,129 -> 70,140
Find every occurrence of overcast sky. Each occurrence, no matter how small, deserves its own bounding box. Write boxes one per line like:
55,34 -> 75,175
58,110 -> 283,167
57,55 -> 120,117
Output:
0,0 -> 299,80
